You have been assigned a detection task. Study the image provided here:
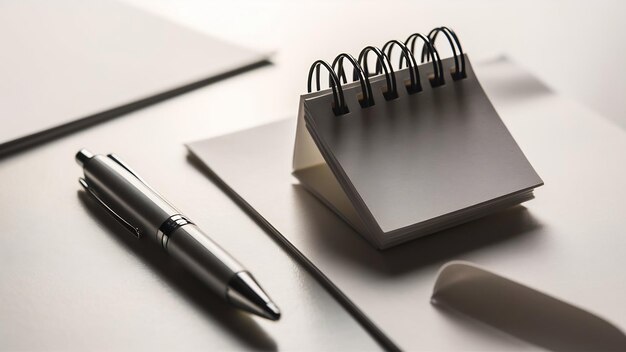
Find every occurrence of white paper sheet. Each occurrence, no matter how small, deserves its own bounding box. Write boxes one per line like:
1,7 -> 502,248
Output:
188,57 -> 626,350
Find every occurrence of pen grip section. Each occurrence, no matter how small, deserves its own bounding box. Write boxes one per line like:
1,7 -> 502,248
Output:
166,224 -> 245,295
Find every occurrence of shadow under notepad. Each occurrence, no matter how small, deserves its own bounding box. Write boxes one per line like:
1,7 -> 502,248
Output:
291,183 -> 543,276
77,191 -> 277,351
187,147 -> 542,276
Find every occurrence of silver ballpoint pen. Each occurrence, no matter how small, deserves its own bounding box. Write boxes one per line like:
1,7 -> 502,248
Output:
76,149 -> 280,320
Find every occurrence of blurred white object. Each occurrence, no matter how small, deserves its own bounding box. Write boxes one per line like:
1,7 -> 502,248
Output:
0,0 -> 268,155
433,261 -> 626,351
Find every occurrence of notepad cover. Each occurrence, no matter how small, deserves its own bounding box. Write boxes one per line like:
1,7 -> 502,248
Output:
302,56 -> 543,234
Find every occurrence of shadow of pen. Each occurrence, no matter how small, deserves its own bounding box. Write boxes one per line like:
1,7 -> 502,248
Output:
77,191 -> 278,351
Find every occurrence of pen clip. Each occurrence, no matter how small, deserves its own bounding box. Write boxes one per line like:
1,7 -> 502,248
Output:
107,154 -> 158,194
79,178 -> 142,238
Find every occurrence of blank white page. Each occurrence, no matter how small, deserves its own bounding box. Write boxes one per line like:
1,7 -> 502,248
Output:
0,0 -> 268,153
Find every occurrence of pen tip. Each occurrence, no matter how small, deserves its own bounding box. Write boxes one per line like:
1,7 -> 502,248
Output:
226,272 -> 281,321
265,301 -> 281,321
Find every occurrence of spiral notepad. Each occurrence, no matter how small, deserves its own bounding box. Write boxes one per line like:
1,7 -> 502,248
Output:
292,27 -> 543,249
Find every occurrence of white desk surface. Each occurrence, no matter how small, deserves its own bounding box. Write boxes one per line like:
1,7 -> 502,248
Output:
1,0 -> 625,350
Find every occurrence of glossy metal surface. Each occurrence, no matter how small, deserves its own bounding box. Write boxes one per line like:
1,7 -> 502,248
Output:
227,272 -> 282,321
166,224 -> 244,295
78,177 -> 142,238
158,214 -> 193,248
80,152 -> 180,241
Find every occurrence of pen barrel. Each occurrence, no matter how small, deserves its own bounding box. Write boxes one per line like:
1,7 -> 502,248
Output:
78,151 -> 277,319
83,155 -> 179,241
166,224 -> 245,295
